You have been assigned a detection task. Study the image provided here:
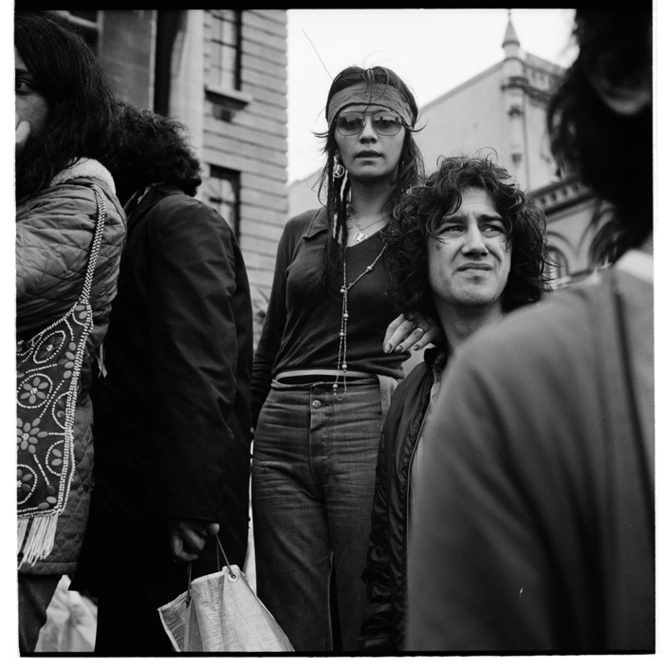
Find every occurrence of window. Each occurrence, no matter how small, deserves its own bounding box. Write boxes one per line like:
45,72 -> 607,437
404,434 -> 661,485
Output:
205,167 -> 241,239
208,10 -> 241,91
205,10 -> 250,120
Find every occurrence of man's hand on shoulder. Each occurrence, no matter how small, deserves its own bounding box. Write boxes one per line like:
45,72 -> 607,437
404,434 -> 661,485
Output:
168,517 -> 220,562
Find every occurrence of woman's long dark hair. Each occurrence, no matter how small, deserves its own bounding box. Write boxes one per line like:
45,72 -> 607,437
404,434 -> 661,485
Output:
547,10 -> 652,264
314,66 -> 424,289
15,11 -> 117,205
386,155 -> 550,323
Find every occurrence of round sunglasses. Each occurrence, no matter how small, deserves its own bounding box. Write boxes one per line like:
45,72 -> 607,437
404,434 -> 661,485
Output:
336,111 -> 405,137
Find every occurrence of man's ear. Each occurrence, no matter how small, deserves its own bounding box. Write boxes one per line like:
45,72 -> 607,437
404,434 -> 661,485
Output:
587,59 -> 651,116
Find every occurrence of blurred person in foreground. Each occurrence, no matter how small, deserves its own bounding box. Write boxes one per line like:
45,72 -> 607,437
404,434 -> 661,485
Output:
72,103 -> 253,655
15,11 -> 125,653
359,155 -> 549,652
407,9 -> 653,652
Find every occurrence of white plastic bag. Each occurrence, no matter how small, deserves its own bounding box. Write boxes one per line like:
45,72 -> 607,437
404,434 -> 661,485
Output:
35,576 -> 97,652
158,539 -> 293,652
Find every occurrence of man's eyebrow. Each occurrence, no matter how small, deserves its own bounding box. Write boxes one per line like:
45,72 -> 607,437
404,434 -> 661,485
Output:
15,67 -> 32,77
440,213 -> 504,223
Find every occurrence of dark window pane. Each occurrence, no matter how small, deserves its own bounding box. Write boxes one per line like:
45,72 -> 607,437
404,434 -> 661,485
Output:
208,10 -> 240,91
206,167 -> 240,239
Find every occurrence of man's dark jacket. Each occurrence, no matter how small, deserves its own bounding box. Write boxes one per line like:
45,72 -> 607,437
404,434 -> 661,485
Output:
359,347 -> 447,651
75,184 -> 253,605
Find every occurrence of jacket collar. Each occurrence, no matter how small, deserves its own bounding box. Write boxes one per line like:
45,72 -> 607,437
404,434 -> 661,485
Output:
302,207 -> 332,240
424,345 -> 448,373
50,158 -> 117,195
124,183 -> 182,237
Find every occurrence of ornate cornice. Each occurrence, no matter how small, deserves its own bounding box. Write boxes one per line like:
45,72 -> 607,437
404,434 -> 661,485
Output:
531,176 -> 593,215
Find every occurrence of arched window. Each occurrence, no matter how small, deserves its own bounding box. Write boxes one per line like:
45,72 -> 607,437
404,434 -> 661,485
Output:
545,245 -> 569,282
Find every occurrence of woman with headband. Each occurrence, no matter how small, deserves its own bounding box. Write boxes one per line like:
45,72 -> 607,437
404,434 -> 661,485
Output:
251,66 -> 427,651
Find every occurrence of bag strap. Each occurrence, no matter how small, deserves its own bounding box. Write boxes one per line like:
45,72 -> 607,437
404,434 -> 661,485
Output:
80,183 -> 107,303
185,535 -> 236,606
16,182 -> 107,347
609,269 -> 652,515
215,535 -> 232,572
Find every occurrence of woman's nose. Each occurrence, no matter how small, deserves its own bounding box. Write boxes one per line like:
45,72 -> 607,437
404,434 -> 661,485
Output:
358,115 -> 378,141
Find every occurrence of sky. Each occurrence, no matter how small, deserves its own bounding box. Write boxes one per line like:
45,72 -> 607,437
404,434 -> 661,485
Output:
285,8 -> 578,184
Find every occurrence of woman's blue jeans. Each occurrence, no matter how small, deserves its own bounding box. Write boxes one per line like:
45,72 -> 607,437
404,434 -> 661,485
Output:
252,378 -> 382,652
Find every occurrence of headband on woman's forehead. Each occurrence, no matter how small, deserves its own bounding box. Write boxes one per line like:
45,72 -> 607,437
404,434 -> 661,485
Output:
327,83 -> 413,128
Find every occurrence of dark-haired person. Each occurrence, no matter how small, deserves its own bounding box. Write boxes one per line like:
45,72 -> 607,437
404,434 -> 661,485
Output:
407,9 -> 653,652
359,155 -> 549,652
72,103 -> 253,655
250,65 -> 434,652
15,11 -> 126,653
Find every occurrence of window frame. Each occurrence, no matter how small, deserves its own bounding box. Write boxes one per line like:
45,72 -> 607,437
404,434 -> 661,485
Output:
206,166 -> 241,241
208,9 -> 242,93
545,244 -> 569,281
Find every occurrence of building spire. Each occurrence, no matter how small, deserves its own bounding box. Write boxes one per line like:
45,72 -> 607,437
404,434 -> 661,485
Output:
502,9 -> 520,48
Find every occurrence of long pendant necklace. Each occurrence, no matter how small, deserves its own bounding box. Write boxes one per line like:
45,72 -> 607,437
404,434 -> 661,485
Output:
333,242 -> 387,401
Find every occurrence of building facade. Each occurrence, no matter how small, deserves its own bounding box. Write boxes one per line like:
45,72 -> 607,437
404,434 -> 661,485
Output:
288,16 -> 599,282
54,9 -> 288,322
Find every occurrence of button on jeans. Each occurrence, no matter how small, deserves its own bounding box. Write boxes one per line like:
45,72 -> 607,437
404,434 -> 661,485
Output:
252,378 -> 382,652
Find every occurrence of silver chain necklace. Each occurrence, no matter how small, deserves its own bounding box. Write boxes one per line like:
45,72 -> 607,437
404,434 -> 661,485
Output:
348,213 -> 385,243
333,242 -> 387,401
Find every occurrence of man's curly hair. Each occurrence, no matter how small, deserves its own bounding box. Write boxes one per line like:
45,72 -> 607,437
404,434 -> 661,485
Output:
384,155 -> 550,322
102,101 -> 203,206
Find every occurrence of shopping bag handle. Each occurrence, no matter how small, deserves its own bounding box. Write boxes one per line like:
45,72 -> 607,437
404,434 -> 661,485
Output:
215,535 -> 233,572
185,535 -> 237,606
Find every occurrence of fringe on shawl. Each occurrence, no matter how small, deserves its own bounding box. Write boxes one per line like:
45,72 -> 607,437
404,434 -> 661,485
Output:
17,515 -> 58,568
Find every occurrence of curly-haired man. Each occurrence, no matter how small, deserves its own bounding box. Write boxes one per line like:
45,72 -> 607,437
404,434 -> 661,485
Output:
408,10 -> 652,652
359,155 -> 549,651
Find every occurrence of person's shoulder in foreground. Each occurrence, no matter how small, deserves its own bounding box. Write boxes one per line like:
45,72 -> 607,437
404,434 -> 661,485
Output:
406,269 -> 654,652
454,272 -> 603,373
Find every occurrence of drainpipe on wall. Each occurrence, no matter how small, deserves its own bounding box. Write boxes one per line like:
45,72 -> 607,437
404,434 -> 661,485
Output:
168,9 -> 205,195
